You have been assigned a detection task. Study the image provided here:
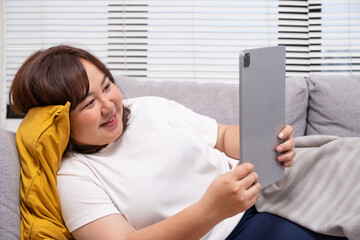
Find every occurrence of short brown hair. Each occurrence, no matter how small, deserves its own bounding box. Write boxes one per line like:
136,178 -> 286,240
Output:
9,45 -> 131,154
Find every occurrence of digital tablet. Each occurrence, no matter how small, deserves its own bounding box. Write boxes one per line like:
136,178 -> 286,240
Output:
239,45 -> 286,188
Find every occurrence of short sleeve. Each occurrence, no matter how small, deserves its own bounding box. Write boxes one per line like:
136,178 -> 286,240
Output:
167,99 -> 219,147
57,158 -> 120,232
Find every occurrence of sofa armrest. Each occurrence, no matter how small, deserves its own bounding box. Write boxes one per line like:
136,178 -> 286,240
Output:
0,129 -> 20,240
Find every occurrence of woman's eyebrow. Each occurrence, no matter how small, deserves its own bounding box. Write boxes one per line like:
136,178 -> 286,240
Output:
85,75 -> 107,98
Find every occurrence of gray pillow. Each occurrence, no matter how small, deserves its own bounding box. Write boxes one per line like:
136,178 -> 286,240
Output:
0,129 -> 20,240
285,76 -> 309,137
306,74 -> 360,137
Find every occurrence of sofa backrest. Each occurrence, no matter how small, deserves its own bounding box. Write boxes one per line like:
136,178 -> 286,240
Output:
115,74 -> 310,137
116,74 -> 360,138
116,75 -> 239,125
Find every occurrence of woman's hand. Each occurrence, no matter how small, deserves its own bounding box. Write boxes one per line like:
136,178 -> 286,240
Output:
199,163 -> 260,221
276,125 -> 296,167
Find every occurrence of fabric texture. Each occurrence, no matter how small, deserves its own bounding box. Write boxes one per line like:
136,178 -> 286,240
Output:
57,96 -> 241,240
285,76 -> 309,137
306,74 -> 360,137
0,129 -> 20,240
16,102 -> 73,240
256,135 -> 360,240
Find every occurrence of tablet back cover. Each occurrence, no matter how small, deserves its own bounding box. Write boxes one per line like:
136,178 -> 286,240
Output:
239,45 -> 286,188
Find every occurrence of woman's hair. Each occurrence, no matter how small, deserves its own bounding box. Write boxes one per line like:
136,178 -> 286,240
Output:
9,45 -> 131,154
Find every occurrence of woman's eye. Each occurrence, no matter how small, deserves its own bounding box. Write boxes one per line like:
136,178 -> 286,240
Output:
103,83 -> 111,92
84,99 -> 95,108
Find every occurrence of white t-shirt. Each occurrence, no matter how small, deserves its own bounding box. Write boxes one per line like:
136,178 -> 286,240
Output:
57,96 -> 243,240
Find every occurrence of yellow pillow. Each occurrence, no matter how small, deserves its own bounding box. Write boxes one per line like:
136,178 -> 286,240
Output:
16,102 -> 74,240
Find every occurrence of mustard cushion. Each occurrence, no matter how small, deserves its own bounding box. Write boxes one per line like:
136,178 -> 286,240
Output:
16,102 -> 74,239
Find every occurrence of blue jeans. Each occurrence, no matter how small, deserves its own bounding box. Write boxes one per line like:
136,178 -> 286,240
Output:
225,206 -> 348,240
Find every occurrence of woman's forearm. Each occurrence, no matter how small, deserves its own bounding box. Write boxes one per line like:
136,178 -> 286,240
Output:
127,201 -> 221,240
73,200 -> 221,240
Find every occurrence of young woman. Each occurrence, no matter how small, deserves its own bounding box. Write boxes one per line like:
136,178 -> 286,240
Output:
9,45 -> 344,240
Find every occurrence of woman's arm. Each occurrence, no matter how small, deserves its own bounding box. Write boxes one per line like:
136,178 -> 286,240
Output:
215,123 -> 296,167
214,124 -> 240,159
73,201 -> 217,240
72,163 -> 260,240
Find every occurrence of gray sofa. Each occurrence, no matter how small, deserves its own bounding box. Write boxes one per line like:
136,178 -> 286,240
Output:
1,74 -> 359,239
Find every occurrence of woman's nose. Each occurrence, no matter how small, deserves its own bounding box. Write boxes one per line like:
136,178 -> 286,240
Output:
101,97 -> 114,115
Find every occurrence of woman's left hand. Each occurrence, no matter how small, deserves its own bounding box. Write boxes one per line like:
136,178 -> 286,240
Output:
276,125 -> 296,167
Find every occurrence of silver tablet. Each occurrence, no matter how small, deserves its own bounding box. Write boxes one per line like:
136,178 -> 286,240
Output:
239,45 -> 286,188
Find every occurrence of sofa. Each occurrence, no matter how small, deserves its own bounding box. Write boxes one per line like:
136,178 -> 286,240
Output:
1,74 -> 359,239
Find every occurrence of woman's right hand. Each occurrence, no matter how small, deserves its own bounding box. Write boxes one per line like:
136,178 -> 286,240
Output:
199,163 -> 260,221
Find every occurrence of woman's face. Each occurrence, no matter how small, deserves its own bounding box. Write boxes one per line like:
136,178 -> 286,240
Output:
70,60 -> 124,146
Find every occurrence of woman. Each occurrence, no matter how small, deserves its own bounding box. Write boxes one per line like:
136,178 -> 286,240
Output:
9,45 -> 343,240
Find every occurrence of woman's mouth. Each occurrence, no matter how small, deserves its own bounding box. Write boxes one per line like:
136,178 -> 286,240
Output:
100,114 -> 118,127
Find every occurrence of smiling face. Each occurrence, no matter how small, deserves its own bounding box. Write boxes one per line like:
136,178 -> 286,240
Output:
70,60 -> 124,146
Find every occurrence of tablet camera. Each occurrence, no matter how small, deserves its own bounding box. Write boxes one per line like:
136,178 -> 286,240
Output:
243,52 -> 250,67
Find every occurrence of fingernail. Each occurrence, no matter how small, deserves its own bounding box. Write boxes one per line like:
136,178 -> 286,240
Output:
276,146 -> 282,152
278,132 -> 284,139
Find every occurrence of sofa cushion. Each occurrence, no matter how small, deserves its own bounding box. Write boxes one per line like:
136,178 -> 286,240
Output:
16,102 -> 73,239
285,77 -> 309,137
116,75 -> 239,125
306,74 -> 360,137
0,129 -> 20,240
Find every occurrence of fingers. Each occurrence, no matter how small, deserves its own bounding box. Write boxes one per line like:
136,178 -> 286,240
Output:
281,159 -> 295,167
277,146 -> 296,167
242,171 -> 259,190
276,135 -> 295,153
232,163 -> 260,190
241,174 -> 261,207
278,125 -> 293,140
276,125 -> 296,167
232,162 -> 254,181
277,148 -> 296,167
246,182 -> 261,205
232,164 -> 261,207
277,146 -> 296,160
